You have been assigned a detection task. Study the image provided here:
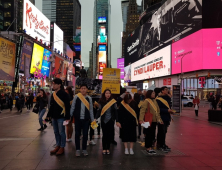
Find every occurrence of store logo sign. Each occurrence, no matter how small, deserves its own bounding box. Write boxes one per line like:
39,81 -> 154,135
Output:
216,41 -> 220,45
217,52 -> 220,56
199,77 -> 206,88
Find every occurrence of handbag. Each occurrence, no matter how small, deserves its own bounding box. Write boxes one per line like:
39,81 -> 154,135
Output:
32,103 -> 39,114
144,103 -> 153,127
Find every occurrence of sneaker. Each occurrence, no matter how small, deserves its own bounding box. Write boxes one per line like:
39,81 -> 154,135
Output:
76,150 -> 80,157
165,145 -> 171,151
125,149 -> 129,155
66,138 -> 72,142
82,150 -> 88,156
146,150 -> 156,155
37,127 -> 44,131
43,124 -> 47,129
89,140 -> 96,145
159,147 -> 168,153
129,149 -> 134,155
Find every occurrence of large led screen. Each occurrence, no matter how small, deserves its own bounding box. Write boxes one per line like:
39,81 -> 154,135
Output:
117,58 -> 124,79
41,49 -> 51,77
172,28 -> 222,74
53,23 -> 64,54
98,51 -> 106,63
23,0 -> 50,45
30,43 -> 44,74
124,65 -> 131,83
131,45 -> 171,82
124,0 -> 202,66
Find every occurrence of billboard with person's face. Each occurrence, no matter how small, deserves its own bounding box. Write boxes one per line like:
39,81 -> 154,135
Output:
30,43 -> 44,74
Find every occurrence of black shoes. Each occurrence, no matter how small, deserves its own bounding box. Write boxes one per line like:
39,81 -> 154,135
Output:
164,145 -> 171,151
43,124 -> 47,129
38,127 -> 44,131
146,150 -> 157,155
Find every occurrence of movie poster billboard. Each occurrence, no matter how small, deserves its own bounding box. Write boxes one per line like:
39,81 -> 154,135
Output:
30,43 -> 44,74
41,49 -> 51,77
52,56 -> 63,78
20,39 -> 33,75
67,62 -> 74,81
124,65 -> 131,83
61,60 -> 68,80
0,37 -> 16,81
117,58 -> 124,79
124,0 -> 202,66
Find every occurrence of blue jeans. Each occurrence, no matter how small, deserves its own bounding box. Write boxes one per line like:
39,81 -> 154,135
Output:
39,108 -> 46,127
52,118 -> 66,148
75,119 -> 90,150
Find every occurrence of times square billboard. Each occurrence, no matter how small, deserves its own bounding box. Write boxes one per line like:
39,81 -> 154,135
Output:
124,0 -> 222,67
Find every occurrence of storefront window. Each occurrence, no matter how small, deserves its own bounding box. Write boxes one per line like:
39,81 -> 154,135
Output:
4,2 -> 11,8
4,12 -> 11,17
4,21 -> 11,26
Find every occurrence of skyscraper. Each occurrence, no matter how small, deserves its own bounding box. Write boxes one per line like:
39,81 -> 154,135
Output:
92,0 -> 109,78
41,0 -> 81,42
121,0 -> 129,32
122,0 -> 140,57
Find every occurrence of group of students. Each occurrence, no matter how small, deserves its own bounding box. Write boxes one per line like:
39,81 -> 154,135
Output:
41,77 -> 174,157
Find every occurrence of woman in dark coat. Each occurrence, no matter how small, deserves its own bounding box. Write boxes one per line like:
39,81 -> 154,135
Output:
117,93 -> 138,155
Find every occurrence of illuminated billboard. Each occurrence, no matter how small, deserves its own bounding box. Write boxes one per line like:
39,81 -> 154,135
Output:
98,35 -> 107,44
41,49 -> 51,77
23,0 -> 50,45
99,45 -> 106,51
98,17 -> 106,23
117,58 -> 124,79
53,23 -> 64,54
131,45 -> 171,82
74,45 -> 81,51
98,51 -> 106,63
30,43 -> 44,74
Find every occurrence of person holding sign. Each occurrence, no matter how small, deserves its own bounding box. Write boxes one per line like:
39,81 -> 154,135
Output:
117,94 -> 138,155
47,78 -> 71,156
70,84 -> 95,157
96,89 -> 118,155
139,90 -> 163,155
156,86 -> 173,153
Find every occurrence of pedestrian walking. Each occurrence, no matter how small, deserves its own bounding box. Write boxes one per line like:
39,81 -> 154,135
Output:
117,94 -> 138,155
156,86 -> 173,153
30,93 -> 34,108
139,90 -> 163,155
193,96 -> 200,116
70,84 -> 95,157
133,93 -> 142,139
47,78 -> 71,156
8,95 -> 13,111
25,94 -> 31,110
96,89 -> 118,155
65,86 -> 74,142
18,94 -> 25,113
36,89 -> 48,131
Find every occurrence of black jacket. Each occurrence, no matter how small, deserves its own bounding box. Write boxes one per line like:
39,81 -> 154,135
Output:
156,95 -> 171,122
36,96 -> 48,110
96,102 -> 118,122
47,90 -> 70,120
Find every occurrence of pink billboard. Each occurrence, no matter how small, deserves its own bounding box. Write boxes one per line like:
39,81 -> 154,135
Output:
172,28 -> 222,74
117,58 -> 124,79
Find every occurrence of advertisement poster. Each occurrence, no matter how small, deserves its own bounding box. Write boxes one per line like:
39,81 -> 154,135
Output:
124,0 -> 202,66
102,68 -> 120,94
23,0 -> 50,45
30,43 -> 44,74
54,56 -> 63,78
117,58 -> 124,79
53,23 -> 63,54
20,39 -> 33,73
41,49 -> 51,77
75,78 -> 102,98
67,62 -> 74,81
124,65 -> 131,83
131,45 -> 171,82
61,60 -> 68,80
0,37 -> 16,81
172,85 -> 181,116
98,51 -> 106,63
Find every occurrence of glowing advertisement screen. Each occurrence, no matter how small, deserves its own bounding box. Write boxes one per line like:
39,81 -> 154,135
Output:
30,43 -> 44,74
172,28 -> 222,74
117,58 -> 124,79
99,45 -> 106,51
41,49 -> 51,77
124,65 -> 131,83
131,45 -> 171,82
98,51 -> 106,63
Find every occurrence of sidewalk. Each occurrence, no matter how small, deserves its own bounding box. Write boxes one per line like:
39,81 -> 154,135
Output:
0,108 -> 222,170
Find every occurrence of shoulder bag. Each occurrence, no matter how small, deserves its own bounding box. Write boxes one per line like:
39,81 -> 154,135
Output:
144,103 -> 153,127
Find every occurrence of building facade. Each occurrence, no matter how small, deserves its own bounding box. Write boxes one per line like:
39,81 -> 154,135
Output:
121,0 -> 129,32
121,0 -> 140,58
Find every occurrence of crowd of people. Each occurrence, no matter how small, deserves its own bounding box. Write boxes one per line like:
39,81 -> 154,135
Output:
34,76 -> 175,157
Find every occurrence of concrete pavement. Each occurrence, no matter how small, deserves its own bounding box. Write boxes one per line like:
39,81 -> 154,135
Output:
0,108 -> 222,170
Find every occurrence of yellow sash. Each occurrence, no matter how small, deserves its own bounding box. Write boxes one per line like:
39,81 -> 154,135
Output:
121,101 -> 138,125
53,92 -> 65,116
145,99 -> 157,113
94,101 -> 99,109
101,99 -> 116,116
156,97 -> 170,109
70,100 -> 73,106
138,101 -> 144,108
77,93 -> 90,110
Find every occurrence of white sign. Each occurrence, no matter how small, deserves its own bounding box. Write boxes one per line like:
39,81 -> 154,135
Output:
131,45 -> 171,82
23,0 -> 50,45
53,23 -> 64,54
